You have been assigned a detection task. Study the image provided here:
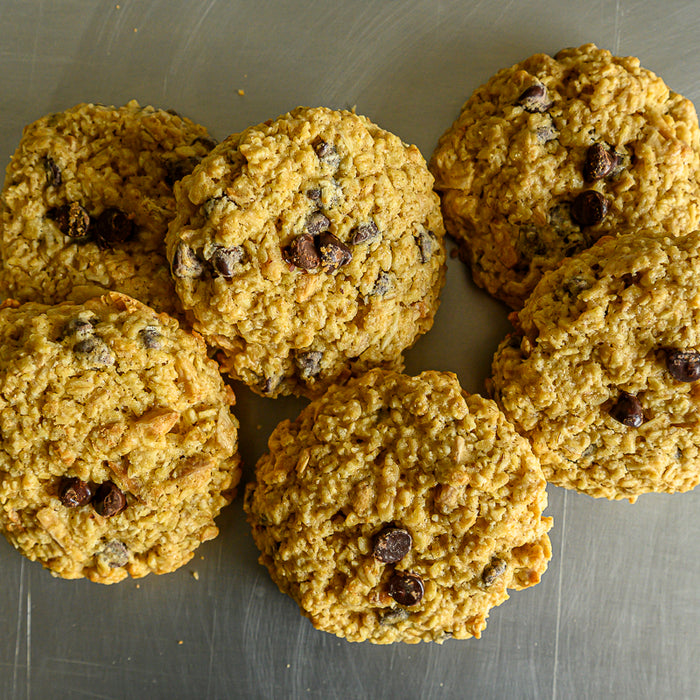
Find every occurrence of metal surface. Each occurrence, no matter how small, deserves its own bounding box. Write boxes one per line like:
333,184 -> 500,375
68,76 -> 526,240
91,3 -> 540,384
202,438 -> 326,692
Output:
1,1 -> 699,698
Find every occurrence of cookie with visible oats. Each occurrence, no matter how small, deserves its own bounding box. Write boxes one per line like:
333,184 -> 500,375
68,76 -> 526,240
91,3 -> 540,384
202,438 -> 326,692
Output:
490,229 -> 700,500
0,101 -> 216,315
244,369 -> 552,644
0,292 -> 241,583
166,106 -> 446,398
430,43 -> 700,308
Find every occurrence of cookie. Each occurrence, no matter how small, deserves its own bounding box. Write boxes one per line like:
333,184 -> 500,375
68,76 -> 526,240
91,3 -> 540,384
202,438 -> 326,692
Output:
244,369 -> 552,643
430,44 -> 700,308
166,106 -> 446,398
0,292 -> 241,583
0,101 -> 216,315
490,228 -> 700,500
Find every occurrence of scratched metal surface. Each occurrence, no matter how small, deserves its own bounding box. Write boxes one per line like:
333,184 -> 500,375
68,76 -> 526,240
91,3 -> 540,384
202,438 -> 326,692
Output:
1,1 -> 699,698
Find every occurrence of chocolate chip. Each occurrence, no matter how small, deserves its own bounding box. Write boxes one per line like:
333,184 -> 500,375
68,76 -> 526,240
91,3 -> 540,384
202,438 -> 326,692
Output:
305,211 -> 331,236
371,271 -> 391,296
312,137 -> 340,170
387,571 -> 424,606
481,557 -> 507,586
139,326 -> 162,349
318,231 -> 352,271
58,477 -> 93,507
665,349 -> 700,382
211,245 -> 245,278
44,156 -> 62,187
284,233 -> 321,270
351,221 -> 380,245
416,230 -> 434,263
194,135 -> 218,151
172,243 -> 205,278
609,391 -> 644,427
561,275 -> 590,298
571,190 -> 609,227
535,123 -> 558,144
62,316 -> 97,341
583,143 -> 618,181
164,156 -> 201,186
306,187 -> 322,202
49,202 -> 90,238
373,526 -> 412,563
378,608 -> 410,626
73,336 -> 115,368
517,83 -> 553,113
100,540 -> 129,568
296,350 -> 323,379
93,208 -> 135,249
92,481 -> 127,517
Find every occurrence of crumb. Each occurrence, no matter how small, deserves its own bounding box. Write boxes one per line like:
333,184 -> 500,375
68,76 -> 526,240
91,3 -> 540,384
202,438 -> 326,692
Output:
178,640 -> 183,645
135,583 -> 140,589
191,570 -> 200,581
237,89 -> 245,96
200,555 -> 205,560
256,424 -> 262,430
133,27 -> 138,33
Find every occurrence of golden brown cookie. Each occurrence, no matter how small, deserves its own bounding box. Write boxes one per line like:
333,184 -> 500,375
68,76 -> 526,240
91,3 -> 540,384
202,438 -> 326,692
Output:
244,369 -> 552,643
490,228 -> 700,500
166,106 -> 446,398
0,293 -> 241,583
430,44 -> 700,308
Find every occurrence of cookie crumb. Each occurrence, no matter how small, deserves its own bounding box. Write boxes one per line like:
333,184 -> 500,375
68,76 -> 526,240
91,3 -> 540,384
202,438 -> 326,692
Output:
237,89 -> 245,96
178,640 -> 183,645
191,570 -> 200,581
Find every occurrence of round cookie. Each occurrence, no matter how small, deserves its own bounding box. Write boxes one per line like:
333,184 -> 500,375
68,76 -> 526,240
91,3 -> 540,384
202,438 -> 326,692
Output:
430,44 -> 700,309
0,292 -> 241,583
244,369 -> 552,644
166,106 -> 446,398
490,228 -> 700,501
0,100 -> 216,315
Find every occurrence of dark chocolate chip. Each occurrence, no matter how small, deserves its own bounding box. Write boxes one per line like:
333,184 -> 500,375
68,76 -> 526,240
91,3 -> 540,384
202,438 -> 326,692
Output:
416,230 -> 434,263
378,608 -> 410,626
92,481 -> 127,517
373,526 -> 412,563
193,135 -> 218,151
517,83 -> 553,113
58,477 -> 93,507
172,243 -> 205,278
62,316 -> 96,341
100,540 -> 130,568
387,571 -> 424,606
164,156 -> 201,187
609,391 -> 644,427
44,156 -> 62,187
284,233 -> 321,270
481,557 -> 507,586
49,202 -> 91,238
350,221 -> 380,245
312,137 -> 340,169
571,190 -> 609,227
371,271 -> 391,296
665,349 -> 700,382
296,350 -> 323,379
306,187 -> 322,202
93,208 -> 135,249
73,336 -> 115,368
305,211 -> 331,236
535,123 -> 558,144
583,143 -> 618,182
318,231 -> 352,271
211,245 -> 245,278
139,326 -> 162,349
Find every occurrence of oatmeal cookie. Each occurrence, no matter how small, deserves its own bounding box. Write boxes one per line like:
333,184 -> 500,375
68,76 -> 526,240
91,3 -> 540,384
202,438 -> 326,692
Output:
244,369 -> 552,644
430,44 -> 700,308
0,101 -> 216,315
490,229 -> 700,500
0,292 -> 241,583
166,106 -> 446,398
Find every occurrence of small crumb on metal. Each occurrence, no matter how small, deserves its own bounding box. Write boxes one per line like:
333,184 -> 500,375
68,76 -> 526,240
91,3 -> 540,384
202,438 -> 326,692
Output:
191,570 -> 200,581
237,89 -> 245,96
178,640 -> 183,645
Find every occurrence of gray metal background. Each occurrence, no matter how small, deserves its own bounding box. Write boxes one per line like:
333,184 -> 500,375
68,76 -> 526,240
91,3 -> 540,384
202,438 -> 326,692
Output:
1,1 -> 699,698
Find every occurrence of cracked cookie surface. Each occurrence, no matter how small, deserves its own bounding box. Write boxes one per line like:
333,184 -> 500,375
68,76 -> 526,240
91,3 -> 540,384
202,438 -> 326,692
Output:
490,229 -> 700,500
244,369 -> 552,643
430,44 -> 700,308
0,101 -> 215,315
0,293 -> 241,583
166,106 -> 446,398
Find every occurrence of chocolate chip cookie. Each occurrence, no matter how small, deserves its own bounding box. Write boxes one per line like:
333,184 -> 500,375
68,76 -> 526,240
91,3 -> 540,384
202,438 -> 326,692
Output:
166,106 -> 446,398
0,293 -> 241,583
0,101 -> 216,315
430,44 -> 700,308
490,228 -> 700,500
244,369 -> 552,643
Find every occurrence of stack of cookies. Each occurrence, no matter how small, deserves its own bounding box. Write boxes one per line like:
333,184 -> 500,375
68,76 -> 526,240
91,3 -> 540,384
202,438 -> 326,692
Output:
2,42 -> 696,645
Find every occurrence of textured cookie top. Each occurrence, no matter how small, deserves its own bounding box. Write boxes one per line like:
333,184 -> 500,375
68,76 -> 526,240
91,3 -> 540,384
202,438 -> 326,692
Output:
166,106 -> 446,398
430,44 -> 700,308
0,293 -> 241,583
0,101 -> 215,315
244,369 -> 552,643
490,229 -> 700,500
